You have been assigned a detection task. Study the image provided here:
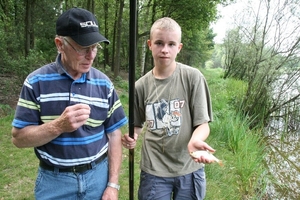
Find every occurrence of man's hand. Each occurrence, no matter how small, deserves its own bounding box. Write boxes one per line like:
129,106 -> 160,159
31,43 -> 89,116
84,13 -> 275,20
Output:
11,103 -> 91,148
101,187 -> 118,200
57,103 -> 90,132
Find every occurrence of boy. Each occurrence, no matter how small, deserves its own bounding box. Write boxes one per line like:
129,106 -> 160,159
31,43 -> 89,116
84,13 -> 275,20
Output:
122,17 -> 214,200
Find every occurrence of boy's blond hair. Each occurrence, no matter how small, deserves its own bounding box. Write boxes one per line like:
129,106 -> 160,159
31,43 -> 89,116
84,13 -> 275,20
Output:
150,17 -> 182,42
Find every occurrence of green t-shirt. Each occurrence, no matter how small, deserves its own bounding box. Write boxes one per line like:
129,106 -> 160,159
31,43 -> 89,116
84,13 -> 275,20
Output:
134,62 -> 213,177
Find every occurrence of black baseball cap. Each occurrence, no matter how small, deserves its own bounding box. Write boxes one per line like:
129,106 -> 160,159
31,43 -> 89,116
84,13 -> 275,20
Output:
56,7 -> 110,46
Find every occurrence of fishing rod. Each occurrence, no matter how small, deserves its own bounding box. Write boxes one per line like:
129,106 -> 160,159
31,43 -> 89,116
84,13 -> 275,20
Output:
129,0 -> 137,199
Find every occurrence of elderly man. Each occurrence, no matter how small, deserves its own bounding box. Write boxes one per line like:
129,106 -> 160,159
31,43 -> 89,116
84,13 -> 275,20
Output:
11,7 -> 127,200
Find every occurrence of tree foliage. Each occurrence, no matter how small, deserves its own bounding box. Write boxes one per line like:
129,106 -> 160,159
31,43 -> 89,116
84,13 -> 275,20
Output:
0,0 -> 226,80
223,0 -> 300,128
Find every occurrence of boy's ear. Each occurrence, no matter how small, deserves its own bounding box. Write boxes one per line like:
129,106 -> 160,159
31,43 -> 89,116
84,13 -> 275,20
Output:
178,43 -> 183,53
147,39 -> 152,50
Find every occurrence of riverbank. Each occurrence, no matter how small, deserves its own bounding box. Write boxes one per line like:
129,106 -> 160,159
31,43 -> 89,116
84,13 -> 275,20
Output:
0,68 -> 268,199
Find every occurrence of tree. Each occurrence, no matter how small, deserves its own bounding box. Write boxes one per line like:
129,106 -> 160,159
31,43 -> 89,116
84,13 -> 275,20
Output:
113,0 -> 125,77
0,0 -> 226,80
223,0 -> 300,128
24,0 -> 35,57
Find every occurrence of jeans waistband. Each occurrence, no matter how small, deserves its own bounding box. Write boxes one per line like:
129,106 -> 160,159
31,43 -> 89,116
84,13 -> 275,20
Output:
39,152 -> 107,173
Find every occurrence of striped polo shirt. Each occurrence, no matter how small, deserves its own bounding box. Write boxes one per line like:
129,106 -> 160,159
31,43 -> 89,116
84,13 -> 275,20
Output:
12,54 -> 128,168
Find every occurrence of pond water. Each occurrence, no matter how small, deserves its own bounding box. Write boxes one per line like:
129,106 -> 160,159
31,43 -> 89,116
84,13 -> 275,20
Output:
262,71 -> 300,199
265,118 -> 300,199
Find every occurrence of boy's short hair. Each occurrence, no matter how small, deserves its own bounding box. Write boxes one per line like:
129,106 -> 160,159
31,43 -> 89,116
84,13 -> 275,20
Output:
150,17 -> 182,41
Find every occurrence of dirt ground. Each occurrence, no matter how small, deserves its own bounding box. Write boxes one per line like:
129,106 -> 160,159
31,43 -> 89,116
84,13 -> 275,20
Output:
0,75 -> 21,110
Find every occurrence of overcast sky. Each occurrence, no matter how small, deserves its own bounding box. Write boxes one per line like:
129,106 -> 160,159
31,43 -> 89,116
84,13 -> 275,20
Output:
211,1 -> 246,43
211,0 -> 300,49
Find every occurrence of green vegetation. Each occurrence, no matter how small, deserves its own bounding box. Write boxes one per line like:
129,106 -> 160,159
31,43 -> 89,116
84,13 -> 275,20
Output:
218,0 -> 300,129
0,0 -> 225,82
0,115 -> 38,199
0,68 -> 268,199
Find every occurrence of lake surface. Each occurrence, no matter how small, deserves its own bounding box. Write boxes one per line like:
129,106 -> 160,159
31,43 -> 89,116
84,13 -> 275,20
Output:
265,118 -> 300,199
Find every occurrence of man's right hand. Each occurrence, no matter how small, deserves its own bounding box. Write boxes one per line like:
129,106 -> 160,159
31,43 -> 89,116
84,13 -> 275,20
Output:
57,103 -> 91,132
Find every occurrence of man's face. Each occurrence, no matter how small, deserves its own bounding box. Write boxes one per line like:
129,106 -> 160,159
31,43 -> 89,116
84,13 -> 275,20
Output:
60,37 -> 99,79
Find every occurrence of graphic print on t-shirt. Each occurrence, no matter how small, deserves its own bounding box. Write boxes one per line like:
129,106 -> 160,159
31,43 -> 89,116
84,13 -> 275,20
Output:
146,98 -> 184,136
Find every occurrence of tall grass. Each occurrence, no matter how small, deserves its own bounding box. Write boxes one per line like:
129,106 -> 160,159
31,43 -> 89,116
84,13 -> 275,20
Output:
204,68 -> 267,199
208,112 -> 266,199
0,68 -> 268,199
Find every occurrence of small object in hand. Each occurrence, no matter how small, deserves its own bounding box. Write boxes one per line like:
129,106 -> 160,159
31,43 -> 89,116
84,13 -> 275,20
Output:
190,150 -> 224,166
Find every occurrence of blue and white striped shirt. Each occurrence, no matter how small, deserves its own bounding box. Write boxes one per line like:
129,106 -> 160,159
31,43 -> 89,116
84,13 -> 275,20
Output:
12,54 -> 128,168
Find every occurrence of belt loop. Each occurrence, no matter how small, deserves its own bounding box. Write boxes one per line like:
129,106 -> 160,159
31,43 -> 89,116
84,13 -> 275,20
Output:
90,161 -> 96,169
54,166 -> 59,174
72,166 -> 76,173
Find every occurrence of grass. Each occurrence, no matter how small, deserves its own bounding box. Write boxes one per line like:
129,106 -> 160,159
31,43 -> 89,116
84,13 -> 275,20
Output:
0,115 -> 38,199
0,68 -> 268,199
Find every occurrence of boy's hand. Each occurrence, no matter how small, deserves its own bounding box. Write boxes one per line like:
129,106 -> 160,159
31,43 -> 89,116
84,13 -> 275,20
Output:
188,140 -> 215,163
121,133 -> 138,149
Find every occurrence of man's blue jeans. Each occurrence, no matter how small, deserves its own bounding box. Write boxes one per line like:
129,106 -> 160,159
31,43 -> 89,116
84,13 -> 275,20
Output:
138,167 -> 206,200
35,157 -> 108,200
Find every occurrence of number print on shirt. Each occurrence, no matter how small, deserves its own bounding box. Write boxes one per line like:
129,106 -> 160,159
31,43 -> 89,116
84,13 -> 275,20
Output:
146,98 -> 184,136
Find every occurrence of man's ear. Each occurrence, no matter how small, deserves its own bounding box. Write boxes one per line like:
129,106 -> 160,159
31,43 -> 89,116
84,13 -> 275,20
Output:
54,37 -> 64,53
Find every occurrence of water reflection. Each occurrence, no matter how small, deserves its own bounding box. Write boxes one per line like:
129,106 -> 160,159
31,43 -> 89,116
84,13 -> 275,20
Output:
265,119 -> 300,199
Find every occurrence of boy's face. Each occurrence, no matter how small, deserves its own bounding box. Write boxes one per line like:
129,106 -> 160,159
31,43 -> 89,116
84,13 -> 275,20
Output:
147,28 -> 182,68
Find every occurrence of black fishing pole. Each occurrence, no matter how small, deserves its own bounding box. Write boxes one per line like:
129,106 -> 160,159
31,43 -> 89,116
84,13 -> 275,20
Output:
129,0 -> 137,199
